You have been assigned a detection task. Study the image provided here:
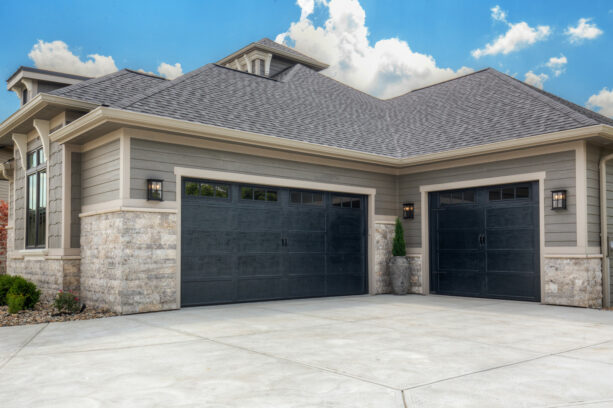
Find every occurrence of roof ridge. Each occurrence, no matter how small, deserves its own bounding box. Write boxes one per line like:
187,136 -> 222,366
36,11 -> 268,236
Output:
50,69 -> 130,96
124,69 -> 167,80
485,69 -> 597,127
388,68 -> 491,99
113,64 -> 215,109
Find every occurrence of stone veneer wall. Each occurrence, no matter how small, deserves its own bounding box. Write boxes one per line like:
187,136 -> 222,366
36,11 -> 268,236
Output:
6,255 -> 80,298
543,257 -> 602,308
80,210 -> 177,314
374,222 -> 423,295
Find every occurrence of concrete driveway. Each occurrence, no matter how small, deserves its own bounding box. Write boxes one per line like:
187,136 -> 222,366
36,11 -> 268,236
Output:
1,295 -> 613,407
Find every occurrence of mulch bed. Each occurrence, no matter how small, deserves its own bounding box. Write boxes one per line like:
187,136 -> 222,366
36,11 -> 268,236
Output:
0,301 -> 117,327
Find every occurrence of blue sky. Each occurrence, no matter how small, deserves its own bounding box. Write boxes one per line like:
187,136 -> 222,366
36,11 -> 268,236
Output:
1,0 -> 612,119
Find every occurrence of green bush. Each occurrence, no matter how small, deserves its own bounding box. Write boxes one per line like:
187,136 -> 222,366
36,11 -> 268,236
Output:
0,275 -> 17,306
7,277 -> 40,310
54,291 -> 81,314
392,218 -> 406,257
7,293 -> 25,314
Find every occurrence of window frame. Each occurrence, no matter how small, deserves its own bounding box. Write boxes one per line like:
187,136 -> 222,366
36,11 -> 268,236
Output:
239,184 -> 279,203
184,179 -> 230,200
25,147 -> 47,249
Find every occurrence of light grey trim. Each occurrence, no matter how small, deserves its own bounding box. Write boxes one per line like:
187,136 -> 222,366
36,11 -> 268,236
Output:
81,139 -> 120,206
71,151 -> 81,248
398,150 -> 577,247
130,138 -> 397,216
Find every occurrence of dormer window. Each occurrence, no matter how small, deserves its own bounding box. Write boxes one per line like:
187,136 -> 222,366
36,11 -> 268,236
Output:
22,88 -> 28,105
251,59 -> 264,76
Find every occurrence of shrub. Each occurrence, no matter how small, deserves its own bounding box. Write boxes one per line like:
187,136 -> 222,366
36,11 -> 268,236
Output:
54,290 -> 81,314
392,218 -> 406,257
0,274 -> 16,305
7,277 -> 40,310
7,293 -> 25,314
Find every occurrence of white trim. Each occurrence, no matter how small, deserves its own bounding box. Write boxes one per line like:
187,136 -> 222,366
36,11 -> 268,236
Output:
12,133 -> 27,171
80,198 -> 177,214
543,246 -> 601,255
80,130 -> 122,153
119,130 -> 130,200
173,166 -> 378,308
419,172 -> 547,299
544,254 -> 603,259
61,144 -> 72,249
79,207 -> 177,218
599,154 -> 613,307
576,141 -> 588,248
32,119 -> 50,161
374,215 -> 397,224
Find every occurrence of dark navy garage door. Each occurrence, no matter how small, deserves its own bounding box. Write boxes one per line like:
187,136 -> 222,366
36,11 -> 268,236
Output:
429,182 -> 540,301
181,178 -> 368,306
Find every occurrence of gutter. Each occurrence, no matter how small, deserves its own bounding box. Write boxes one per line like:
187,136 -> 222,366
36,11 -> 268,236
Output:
599,153 -> 613,308
51,106 -> 613,170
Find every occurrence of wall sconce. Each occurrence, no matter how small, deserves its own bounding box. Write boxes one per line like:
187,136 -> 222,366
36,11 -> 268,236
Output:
147,179 -> 163,201
552,190 -> 566,210
403,202 -> 414,219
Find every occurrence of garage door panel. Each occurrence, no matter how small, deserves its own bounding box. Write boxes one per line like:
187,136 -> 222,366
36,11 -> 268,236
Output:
183,231 -> 236,252
288,253 -> 325,276
288,276 -> 326,297
486,229 -> 536,250
237,207 -> 284,231
237,231 -> 283,253
183,205 -> 237,230
286,210 -> 326,231
438,250 -> 483,270
487,273 -> 537,299
327,254 -> 362,275
237,278 -> 286,301
182,280 -> 236,306
435,270 -> 482,296
438,230 -> 481,250
238,254 -> 282,277
437,209 -> 482,229
182,255 -> 234,280
287,231 -> 325,253
487,250 -> 536,273
486,206 -> 535,228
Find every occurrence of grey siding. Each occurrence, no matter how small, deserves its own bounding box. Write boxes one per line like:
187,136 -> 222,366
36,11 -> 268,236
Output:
71,152 -> 81,248
587,144 -> 603,247
48,141 -> 63,248
398,150 -> 577,248
130,138 -> 397,216
606,159 -> 613,303
81,140 -> 120,206
37,81 -> 65,94
269,56 -> 295,77
0,180 -> 8,203
14,148 -> 25,250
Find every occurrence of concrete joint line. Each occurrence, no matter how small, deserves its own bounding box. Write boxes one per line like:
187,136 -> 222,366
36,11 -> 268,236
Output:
402,338 -> 613,392
0,323 -> 48,371
542,398 -> 613,407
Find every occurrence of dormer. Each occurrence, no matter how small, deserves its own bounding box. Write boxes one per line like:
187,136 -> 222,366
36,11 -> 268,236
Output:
7,66 -> 91,107
217,38 -> 329,78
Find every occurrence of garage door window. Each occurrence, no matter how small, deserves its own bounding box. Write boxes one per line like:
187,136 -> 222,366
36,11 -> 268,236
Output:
332,195 -> 361,208
489,186 -> 530,201
440,190 -> 474,205
290,190 -> 323,206
185,181 -> 229,199
240,186 -> 278,202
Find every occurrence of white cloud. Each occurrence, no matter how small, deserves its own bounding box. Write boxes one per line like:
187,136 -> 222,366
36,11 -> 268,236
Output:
524,71 -> 548,89
471,7 -> 550,59
156,62 -> 183,79
491,5 -> 507,23
545,54 -> 567,77
565,18 -> 603,43
28,40 -> 117,77
587,88 -> 613,118
275,0 -> 473,99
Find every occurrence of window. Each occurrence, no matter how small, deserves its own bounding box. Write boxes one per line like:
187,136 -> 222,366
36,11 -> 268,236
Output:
185,181 -> 229,199
241,186 -> 278,202
488,186 -> 530,201
290,190 -> 323,206
332,195 -> 361,209
440,190 -> 475,205
22,89 -> 28,105
26,147 -> 46,248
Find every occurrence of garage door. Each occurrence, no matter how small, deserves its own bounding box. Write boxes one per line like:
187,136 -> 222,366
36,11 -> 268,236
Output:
429,182 -> 540,301
181,178 -> 368,306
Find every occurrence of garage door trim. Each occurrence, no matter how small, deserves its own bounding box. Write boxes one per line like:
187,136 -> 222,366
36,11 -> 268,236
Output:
419,172 -> 546,301
174,167 -> 377,308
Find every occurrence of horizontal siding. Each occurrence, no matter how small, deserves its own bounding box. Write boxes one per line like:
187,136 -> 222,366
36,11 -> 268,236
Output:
398,150 -> 576,248
81,140 -> 120,206
587,144 -> 602,247
71,152 -> 81,248
130,138 -> 397,216
0,180 -> 8,203
269,56 -> 294,77
47,141 -> 62,248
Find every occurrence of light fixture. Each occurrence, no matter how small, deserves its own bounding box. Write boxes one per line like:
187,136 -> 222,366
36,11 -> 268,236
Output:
552,190 -> 566,210
147,179 -> 163,201
403,202 -> 414,219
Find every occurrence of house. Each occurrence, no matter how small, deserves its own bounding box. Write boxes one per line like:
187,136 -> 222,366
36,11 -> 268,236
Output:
1,38 -> 612,314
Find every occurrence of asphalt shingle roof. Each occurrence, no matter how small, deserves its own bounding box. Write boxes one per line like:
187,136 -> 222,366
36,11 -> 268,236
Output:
49,69 -> 166,106
43,46 -> 613,159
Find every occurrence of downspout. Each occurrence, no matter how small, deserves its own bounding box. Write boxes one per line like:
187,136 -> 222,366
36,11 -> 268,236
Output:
599,153 -> 613,308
